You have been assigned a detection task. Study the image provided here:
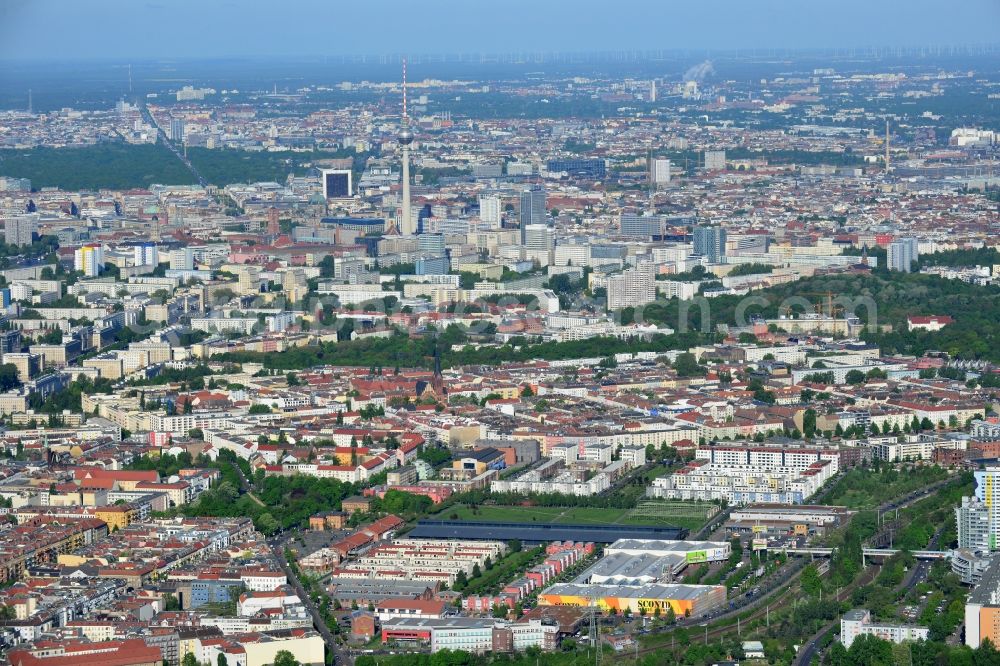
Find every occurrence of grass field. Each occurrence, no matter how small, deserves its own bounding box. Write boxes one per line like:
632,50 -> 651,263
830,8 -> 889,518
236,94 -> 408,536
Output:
435,500 -> 717,532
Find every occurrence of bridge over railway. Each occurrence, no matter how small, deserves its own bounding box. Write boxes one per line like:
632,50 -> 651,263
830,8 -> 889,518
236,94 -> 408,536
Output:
777,546 -> 951,562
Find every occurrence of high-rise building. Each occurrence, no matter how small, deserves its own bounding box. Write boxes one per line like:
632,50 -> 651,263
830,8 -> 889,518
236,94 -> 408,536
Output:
607,267 -> 656,311
479,194 -> 502,228
320,169 -> 352,199
620,214 -> 664,238
237,266 -> 262,295
9,283 -> 30,302
957,496 -> 993,551
3,353 -> 41,382
973,466 -> 1000,547
5,214 -> 37,247
282,268 -> 308,304
693,226 -> 727,263
418,233 -> 446,256
887,238 -> 919,272
545,159 -> 606,179
415,257 -> 449,275
415,233 -> 449,274
169,118 -> 185,143
169,248 -> 194,271
704,150 -> 726,170
519,186 -> 547,245
649,158 -> 671,188
74,244 -> 104,277
133,243 -> 158,267
649,80 -> 657,103
524,224 -> 554,251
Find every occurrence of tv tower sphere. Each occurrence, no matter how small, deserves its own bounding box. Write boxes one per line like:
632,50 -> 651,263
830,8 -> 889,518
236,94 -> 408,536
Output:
397,128 -> 414,145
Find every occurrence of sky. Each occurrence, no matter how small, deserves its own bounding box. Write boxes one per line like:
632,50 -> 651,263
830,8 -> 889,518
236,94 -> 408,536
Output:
1,0 -> 998,62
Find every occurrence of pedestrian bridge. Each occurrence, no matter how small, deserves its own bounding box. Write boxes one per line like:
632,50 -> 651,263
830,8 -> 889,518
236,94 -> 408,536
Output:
862,548 -> 950,560
776,547 -> 950,560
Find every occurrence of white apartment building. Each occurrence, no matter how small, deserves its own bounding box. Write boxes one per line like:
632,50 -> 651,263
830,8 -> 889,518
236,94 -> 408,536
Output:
169,248 -> 195,270
607,267 -> 656,310
74,245 -> 104,277
478,194 -> 502,228
871,438 -> 965,462
841,609 -> 928,648
656,280 -> 698,301
648,444 -> 840,505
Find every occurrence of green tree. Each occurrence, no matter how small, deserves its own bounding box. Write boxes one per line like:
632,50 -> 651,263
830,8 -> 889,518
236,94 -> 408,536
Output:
803,408 -> 817,438
272,651 -> 301,666
801,563 -> 822,597
256,512 -> 279,535
845,369 -> 867,385
846,634 -> 894,665
0,364 -> 22,392
673,352 -> 706,378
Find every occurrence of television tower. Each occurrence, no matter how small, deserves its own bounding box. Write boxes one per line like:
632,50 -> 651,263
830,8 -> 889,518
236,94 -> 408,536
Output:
398,58 -> 415,235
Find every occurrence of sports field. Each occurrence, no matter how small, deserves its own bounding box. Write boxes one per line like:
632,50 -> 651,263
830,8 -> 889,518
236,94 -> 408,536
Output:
435,500 -> 717,532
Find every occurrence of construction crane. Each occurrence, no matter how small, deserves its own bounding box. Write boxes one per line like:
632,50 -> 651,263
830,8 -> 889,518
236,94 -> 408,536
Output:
778,291 -> 845,319
800,291 -> 845,318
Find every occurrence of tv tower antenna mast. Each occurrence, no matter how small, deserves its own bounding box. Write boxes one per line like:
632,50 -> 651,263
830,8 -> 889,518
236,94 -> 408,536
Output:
402,56 -> 408,126
397,57 -> 415,235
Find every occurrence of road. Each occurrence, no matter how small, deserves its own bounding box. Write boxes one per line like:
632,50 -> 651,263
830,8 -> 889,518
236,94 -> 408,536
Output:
271,532 -> 352,665
791,566 -> 881,666
635,558 -> 808,656
221,455 -> 266,506
792,500 -> 950,665
139,104 -> 207,186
